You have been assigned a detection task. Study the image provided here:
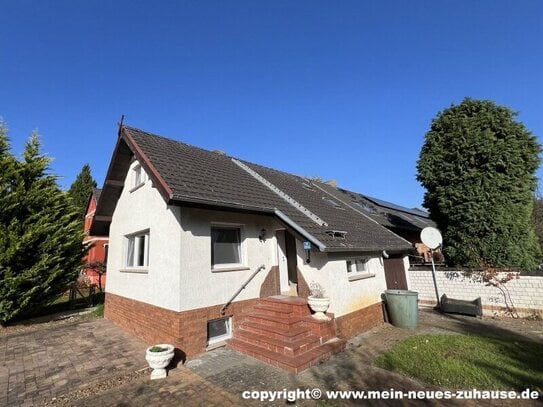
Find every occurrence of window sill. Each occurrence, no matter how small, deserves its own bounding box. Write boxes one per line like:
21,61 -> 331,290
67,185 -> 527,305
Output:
348,273 -> 376,282
120,268 -> 148,274
211,266 -> 250,273
206,339 -> 229,351
129,182 -> 145,193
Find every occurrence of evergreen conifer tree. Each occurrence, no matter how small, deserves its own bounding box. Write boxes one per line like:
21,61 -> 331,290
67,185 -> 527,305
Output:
0,124 -> 85,324
417,98 -> 541,271
68,164 -> 97,220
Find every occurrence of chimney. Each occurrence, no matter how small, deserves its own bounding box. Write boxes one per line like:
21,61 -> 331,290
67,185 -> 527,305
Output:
325,179 -> 337,188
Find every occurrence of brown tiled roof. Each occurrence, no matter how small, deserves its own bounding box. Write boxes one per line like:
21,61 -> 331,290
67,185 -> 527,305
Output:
242,161 -> 412,251
94,125 -> 412,252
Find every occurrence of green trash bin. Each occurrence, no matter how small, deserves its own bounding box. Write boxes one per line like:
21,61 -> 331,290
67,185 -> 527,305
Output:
383,289 -> 419,329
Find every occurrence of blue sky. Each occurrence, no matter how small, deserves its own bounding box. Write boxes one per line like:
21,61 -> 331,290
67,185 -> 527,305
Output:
2,1 -> 542,208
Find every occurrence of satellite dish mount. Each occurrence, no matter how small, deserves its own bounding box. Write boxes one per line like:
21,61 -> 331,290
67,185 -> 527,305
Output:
420,227 -> 443,308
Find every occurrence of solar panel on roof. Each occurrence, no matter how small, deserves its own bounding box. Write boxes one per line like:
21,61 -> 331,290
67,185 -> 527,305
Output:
363,195 -> 429,218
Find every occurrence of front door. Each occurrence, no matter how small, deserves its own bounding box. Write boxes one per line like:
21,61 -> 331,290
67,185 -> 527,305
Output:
383,256 -> 408,290
276,230 -> 298,296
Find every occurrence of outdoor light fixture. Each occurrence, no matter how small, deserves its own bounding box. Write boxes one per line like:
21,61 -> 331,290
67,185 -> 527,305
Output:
304,241 -> 312,264
259,228 -> 267,242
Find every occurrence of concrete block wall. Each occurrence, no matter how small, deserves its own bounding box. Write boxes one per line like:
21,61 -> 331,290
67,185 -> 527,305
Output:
409,269 -> 543,317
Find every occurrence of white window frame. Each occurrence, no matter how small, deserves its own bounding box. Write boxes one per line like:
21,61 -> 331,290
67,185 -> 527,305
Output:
125,230 -> 150,269
133,164 -> 147,189
207,317 -> 232,347
346,258 -> 375,280
210,224 -> 245,270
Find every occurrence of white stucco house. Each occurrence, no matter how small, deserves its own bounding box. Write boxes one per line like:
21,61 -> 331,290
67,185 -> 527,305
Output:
92,125 -> 422,372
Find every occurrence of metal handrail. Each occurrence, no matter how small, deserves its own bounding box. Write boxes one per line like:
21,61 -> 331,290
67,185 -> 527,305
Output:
220,264 -> 266,315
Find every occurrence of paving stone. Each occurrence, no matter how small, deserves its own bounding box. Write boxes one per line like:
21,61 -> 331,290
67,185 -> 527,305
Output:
1,309 -> 542,406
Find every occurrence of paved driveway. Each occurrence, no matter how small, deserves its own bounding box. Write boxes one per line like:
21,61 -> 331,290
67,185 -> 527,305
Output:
1,310 -> 542,406
0,319 -> 147,406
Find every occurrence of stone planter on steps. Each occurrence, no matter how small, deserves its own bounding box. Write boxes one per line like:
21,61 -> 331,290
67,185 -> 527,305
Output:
307,296 -> 331,321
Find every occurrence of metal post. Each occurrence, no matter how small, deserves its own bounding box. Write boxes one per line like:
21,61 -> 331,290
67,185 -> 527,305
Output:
430,249 -> 441,308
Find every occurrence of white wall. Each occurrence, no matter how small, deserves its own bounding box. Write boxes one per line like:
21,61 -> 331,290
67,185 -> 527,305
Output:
409,269 -> 543,317
177,207 -> 283,311
297,244 -> 389,317
106,161 -> 183,311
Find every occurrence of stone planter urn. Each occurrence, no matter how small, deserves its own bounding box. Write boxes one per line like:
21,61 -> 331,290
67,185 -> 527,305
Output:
308,282 -> 331,321
307,296 -> 331,321
145,344 -> 175,380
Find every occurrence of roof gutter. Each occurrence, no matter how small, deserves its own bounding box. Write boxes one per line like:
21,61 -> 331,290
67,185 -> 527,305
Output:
171,195 -> 327,252
170,195 -> 277,214
325,246 -> 411,254
273,209 -> 327,252
172,195 -> 407,253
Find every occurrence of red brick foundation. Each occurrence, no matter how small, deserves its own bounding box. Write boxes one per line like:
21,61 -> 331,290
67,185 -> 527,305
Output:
335,302 -> 385,339
105,293 -> 259,356
259,266 -> 280,297
105,292 -> 386,360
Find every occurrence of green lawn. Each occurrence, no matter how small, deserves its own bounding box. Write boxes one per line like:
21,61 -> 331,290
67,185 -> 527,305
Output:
375,334 -> 543,391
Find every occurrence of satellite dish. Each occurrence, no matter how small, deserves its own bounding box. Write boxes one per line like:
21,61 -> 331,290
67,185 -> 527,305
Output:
421,227 -> 442,250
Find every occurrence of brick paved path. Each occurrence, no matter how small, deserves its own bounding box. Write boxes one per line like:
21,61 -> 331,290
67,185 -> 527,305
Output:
1,309 -> 542,406
0,319 -> 147,406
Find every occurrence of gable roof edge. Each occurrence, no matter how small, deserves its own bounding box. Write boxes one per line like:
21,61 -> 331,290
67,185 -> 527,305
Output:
121,126 -> 173,202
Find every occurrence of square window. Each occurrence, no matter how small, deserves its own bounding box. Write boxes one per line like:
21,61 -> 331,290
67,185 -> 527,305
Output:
207,317 -> 231,345
355,259 -> 367,272
126,231 -> 149,268
346,258 -> 372,277
211,226 -> 242,267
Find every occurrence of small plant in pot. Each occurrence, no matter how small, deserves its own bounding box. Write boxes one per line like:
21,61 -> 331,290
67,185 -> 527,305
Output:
145,344 -> 175,380
307,282 -> 331,321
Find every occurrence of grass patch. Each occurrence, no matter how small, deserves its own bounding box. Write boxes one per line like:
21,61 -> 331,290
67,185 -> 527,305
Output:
375,334 -> 543,391
13,290 -> 106,322
93,303 -> 104,317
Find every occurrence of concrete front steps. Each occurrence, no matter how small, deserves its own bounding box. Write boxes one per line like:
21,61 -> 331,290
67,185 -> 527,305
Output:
227,295 -> 345,373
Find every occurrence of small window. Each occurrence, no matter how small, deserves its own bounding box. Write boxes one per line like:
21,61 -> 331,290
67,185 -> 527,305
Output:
346,258 -> 374,279
207,317 -> 232,345
126,231 -> 149,268
133,164 -> 146,188
323,197 -> 341,208
302,182 -> 315,191
211,226 -> 242,267
353,201 -> 377,214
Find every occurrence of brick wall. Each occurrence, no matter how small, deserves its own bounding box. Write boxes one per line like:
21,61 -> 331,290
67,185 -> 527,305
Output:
409,269 -> 543,317
296,269 -> 310,298
259,266 -> 280,297
105,293 -> 259,356
335,302 -> 385,339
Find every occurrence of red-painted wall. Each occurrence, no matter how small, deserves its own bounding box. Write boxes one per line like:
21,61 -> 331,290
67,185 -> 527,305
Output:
83,192 -> 109,288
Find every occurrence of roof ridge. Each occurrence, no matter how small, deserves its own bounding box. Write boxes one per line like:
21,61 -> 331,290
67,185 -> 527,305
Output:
124,125 -> 321,182
122,125 -> 225,159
